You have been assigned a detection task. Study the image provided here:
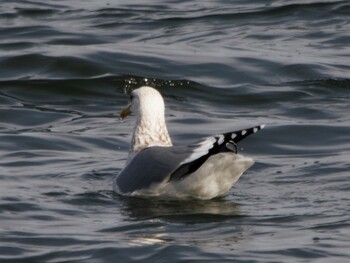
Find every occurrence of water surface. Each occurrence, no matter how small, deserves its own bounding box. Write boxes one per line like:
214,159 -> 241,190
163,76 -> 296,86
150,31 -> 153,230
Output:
1,0 -> 350,262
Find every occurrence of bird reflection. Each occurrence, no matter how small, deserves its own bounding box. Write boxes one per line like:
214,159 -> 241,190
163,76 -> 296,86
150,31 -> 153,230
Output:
118,196 -> 242,223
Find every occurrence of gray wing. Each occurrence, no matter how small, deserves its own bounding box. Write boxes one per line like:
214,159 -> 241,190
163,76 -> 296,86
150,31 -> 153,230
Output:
116,145 -> 192,194
115,125 -> 265,194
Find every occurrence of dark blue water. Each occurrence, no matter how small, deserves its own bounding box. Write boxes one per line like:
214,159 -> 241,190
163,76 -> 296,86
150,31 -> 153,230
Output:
1,0 -> 350,262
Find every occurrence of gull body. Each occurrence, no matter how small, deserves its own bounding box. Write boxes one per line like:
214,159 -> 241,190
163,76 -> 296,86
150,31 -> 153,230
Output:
113,86 -> 264,200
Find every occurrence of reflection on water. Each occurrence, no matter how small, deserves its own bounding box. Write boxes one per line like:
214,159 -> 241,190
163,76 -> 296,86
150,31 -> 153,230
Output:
103,196 -> 247,251
118,196 -> 242,222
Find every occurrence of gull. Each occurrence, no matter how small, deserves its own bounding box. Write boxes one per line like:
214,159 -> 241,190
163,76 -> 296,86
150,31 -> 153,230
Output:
113,86 -> 264,200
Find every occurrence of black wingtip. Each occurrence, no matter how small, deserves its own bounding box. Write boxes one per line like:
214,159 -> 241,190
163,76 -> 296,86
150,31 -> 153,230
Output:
224,124 -> 265,144
168,124 -> 265,182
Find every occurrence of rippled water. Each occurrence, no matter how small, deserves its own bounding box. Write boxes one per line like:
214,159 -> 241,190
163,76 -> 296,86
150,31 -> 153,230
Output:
1,0 -> 350,262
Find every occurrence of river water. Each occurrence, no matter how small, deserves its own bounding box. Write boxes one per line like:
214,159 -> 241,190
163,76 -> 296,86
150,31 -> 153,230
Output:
1,0 -> 349,262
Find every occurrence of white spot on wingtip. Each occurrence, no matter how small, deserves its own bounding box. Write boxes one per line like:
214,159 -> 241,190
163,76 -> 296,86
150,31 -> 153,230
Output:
260,124 -> 266,129
241,130 -> 247,136
217,135 -> 224,145
253,128 -> 258,133
231,133 -> 237,139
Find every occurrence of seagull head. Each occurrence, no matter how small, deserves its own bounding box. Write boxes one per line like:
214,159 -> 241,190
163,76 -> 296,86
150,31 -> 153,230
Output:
120,86 -> 166,123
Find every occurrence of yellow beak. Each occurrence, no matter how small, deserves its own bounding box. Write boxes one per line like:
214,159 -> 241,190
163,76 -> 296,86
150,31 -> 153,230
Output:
120,103 -> 132,119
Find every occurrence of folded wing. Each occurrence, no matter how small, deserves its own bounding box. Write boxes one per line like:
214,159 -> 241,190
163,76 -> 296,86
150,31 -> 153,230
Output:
115,125 -> 264,194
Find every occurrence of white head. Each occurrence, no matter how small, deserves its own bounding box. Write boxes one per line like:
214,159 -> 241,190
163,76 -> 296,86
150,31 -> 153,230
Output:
127,86 -> 165,123
120,86 -> 172,162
